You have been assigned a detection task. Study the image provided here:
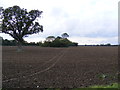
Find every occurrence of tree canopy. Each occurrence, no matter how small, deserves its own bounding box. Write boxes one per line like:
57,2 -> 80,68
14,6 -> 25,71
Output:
61,33 -> 69,39
1,5 -> 43,44
46,36 -> 55,42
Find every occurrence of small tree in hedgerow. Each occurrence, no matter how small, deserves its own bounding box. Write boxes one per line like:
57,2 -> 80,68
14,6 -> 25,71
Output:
46,36 -> 55,42
61,33 -> 69,39
0,5 -> 43,51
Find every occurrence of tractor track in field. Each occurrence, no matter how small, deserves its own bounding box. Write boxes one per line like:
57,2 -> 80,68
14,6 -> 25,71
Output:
3,48 -> 68,83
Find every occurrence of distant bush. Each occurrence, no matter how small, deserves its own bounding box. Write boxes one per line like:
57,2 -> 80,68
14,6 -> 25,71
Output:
41,41 -> 51,47
2,39 -> 41,46
105,43 -> 111,46
42,38 -> 78,47
2,37 -> 78,47
100,43 -> 111,46
2,39 -> 17,46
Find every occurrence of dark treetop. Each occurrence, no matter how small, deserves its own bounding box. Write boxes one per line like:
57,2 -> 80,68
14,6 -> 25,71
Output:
1,5 -> 43,43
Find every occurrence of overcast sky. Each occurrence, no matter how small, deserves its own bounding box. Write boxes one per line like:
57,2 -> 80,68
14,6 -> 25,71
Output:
0,0 -> 119,45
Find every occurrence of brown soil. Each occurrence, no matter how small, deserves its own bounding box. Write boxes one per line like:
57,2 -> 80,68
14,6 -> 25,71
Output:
2,46 -> 118,88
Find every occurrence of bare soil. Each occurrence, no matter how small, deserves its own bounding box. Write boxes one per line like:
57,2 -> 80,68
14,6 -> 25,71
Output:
2,46 -> 118,88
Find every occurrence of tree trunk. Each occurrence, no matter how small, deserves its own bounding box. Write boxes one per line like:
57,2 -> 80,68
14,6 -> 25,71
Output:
17,41 -> 22,52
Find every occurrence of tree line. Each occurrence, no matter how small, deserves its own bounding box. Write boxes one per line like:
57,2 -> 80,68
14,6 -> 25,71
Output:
1,38 -> 40,46
1,34 -> 78,47
2,38 -> 115,47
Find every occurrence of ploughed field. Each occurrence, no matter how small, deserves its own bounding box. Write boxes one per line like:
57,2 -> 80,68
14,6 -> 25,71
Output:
2,46 -> 118,88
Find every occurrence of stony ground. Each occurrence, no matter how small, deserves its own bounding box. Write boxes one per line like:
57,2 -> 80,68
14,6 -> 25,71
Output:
2,46 -> 118,88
